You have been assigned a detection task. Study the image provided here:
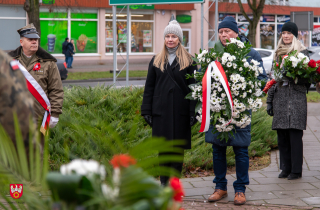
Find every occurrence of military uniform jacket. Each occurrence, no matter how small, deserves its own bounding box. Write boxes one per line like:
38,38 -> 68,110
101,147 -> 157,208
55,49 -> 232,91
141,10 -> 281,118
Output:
0,49 -> 34,142
9,46 -> 64,123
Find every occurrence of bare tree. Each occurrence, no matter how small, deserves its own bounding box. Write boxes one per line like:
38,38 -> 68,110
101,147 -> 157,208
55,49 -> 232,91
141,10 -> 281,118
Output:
24,0 -> 41,37
237,0 -> 266,47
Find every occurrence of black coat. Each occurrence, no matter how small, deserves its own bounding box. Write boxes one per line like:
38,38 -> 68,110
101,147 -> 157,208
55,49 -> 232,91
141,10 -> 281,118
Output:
141,57 -> 197,149
62,41 -> 68,54
65,43 -> 75,57
267,49 -> 309,130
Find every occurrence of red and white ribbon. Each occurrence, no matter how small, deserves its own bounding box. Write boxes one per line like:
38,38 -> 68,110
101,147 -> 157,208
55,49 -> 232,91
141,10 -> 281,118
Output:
10,60 -> 51,135
199,61 -> 234,133
199,63 -> 212,132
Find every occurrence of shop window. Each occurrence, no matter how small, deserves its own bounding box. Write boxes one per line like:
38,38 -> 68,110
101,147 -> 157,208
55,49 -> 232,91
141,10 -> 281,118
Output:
298,31 -> 310,48
40,20 -> 68,54
131,22 -> 153,53
260,24 -> 275,49
71,21 -> 97,53
219,13 -> 236,22
0,6 -> 26,17
238,23 -> 249,38
131,14 -> 153,21
208,30 -> 215,49
0,6 -> 26,51
182,29 -> 191,53
277,24 -> 283,42
312,25 -> 320,46
314,17 -> 319,23
105,21 -> 128,53
39,8 -> 98,54
105,12 -> 127,20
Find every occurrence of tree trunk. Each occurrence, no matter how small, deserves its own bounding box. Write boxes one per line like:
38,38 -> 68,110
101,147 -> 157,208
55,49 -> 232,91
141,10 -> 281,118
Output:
24,0 -> 41,38
248,24 -> 256,47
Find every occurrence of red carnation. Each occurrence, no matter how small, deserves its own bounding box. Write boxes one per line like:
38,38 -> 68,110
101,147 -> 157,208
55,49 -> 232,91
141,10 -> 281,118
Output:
170,177 -> 185,202
276,63 -> 279,67
308,60 -> 317,68
263,79 -> 277,94
33,63 -> 41,71
110,154 -> 136,168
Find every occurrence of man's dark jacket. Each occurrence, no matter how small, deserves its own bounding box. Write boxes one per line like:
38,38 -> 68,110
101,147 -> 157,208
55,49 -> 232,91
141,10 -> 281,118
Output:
62,41 -> 68,54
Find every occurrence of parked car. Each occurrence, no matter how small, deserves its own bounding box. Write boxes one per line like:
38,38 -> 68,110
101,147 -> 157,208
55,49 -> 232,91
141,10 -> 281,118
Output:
254,48 -> 274,79
307,46 -> 320,61
56,58 -> 68,80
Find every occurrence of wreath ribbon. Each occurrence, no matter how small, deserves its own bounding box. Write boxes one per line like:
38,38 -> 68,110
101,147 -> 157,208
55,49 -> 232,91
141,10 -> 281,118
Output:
199,61 -> 234,133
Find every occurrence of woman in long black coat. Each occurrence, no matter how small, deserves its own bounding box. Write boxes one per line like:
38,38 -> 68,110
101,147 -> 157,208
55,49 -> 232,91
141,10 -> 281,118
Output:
267,22 -> 309,180
141,20 -> 197,185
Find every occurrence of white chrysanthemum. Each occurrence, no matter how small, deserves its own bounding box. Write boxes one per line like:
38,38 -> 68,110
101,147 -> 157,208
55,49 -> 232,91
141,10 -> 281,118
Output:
233,63 -> 237,69
258,67 -> 263,74
303,57 -> 310,64
207,58 -> 211,63
227,62 -> 232,67
244,62 -> 249,68
239,67 -> 243,71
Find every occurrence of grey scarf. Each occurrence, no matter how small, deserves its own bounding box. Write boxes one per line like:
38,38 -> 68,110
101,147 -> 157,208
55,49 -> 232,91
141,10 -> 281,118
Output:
166,45 -> 178,65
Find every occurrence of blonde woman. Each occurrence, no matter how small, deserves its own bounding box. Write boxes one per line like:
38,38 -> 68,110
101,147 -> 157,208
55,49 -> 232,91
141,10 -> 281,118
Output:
267,22 -> 310,180
141,20 -> 197,186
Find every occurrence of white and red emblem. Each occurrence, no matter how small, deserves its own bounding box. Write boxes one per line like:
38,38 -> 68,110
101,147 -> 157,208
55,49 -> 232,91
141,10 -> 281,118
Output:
10,184 -> 23,199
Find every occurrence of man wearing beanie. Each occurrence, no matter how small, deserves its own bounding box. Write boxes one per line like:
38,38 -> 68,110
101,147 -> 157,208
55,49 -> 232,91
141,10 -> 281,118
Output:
206,16 -> 267,205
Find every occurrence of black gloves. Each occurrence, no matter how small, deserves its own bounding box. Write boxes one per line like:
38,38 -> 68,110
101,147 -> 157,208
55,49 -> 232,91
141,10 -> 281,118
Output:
267,103 -> 274,116
143,115 -> 153,127
190,116 -> 197,126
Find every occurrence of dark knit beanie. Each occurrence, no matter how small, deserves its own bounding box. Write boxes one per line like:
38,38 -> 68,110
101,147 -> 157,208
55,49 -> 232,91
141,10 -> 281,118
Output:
218,16 -> 239,34
281,21 -> 298,38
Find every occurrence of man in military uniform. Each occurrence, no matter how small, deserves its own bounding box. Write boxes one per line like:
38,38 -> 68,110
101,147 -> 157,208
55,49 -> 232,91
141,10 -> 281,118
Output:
8,23 -> 64,132
0,48 -> 34,144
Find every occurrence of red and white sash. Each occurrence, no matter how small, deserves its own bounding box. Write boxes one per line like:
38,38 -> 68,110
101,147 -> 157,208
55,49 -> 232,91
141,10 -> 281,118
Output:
199,61 -> 234,133
10,60 -> 51,135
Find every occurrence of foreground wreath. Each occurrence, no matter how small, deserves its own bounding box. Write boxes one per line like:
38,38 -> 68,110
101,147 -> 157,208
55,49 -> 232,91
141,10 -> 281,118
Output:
186,38 -> 265,141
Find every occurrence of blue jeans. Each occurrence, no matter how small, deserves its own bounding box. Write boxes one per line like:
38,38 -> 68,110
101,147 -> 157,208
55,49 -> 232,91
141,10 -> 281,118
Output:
212,144 -> 249,193
66,56 -> 73,68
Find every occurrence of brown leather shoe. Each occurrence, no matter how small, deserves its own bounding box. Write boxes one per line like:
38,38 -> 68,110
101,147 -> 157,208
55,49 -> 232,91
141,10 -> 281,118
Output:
234,192 -> 246,205
208,189 -> 228,202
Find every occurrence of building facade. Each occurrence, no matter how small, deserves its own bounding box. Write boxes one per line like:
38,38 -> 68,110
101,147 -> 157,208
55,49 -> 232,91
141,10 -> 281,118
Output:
0,1 -> 319,65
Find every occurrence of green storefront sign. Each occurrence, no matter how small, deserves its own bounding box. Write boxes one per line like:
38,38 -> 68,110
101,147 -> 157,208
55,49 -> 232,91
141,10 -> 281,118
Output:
117,5 -> 154,9
110,0 -> 204,5
42,0 -> 55,5
176,14 -> 192,23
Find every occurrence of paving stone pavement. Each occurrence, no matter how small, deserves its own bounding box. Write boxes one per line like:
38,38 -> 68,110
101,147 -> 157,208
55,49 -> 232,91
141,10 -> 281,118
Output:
182,111 -> 320,209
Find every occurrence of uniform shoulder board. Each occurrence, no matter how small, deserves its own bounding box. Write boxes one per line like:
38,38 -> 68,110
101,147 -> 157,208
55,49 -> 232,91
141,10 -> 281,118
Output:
10,60 -> 20,71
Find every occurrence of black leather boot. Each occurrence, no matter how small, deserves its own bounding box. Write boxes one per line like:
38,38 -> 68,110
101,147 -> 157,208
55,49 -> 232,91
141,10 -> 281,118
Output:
278,170 -> 290,178
287,173 -> 302,180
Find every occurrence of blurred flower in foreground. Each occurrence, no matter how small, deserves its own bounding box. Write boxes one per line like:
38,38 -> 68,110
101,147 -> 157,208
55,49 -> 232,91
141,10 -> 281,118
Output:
110,154 -> 136,168
170,177 -> 185,202
60,159 -> 106,180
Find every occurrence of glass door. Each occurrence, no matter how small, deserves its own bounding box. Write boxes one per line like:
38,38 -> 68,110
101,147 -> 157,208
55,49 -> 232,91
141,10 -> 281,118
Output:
182,29 -> 191,53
